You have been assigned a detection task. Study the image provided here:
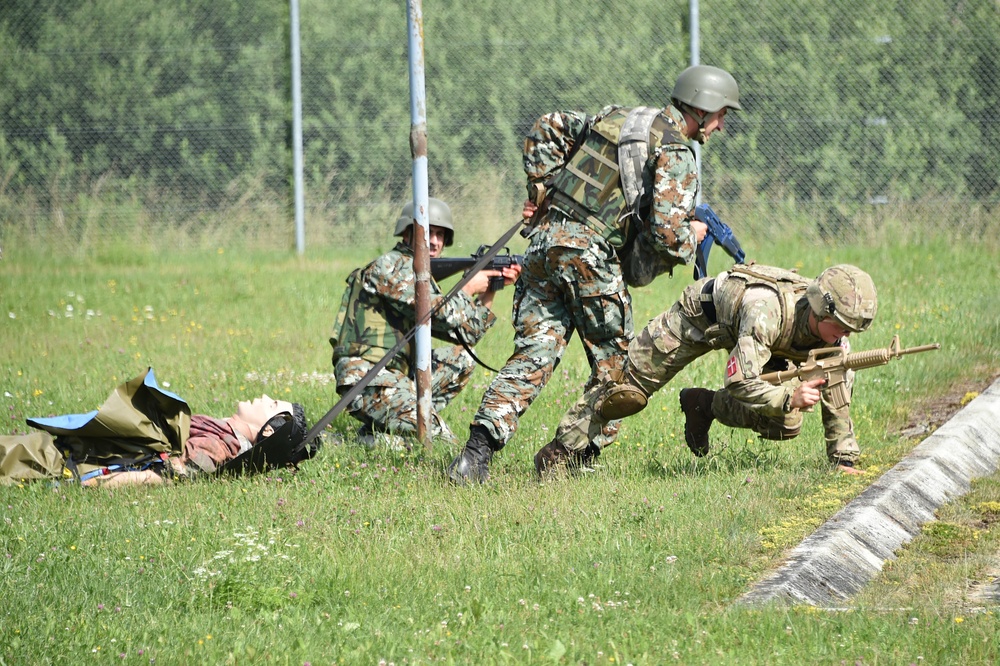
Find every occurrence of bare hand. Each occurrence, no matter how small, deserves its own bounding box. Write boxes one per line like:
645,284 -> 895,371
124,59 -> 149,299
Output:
789,377 -> 826,411
691,220 -> 709,243
462,270 -> 500,297
501,263 -> 522,287
522,200 -> 538,220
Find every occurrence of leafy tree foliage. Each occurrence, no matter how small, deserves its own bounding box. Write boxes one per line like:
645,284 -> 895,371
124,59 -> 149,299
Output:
1,0 -> 997,235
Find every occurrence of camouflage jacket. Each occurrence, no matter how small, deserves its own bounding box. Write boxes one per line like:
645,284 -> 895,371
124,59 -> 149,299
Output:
523,104 -> 699,265
711,268 -> 854,445
331,242 -> 496,386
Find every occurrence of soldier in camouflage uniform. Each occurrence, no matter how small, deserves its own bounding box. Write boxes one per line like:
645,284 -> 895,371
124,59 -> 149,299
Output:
537,264 -> 878,475
448,65 -> 743,483
330,198 -> 520,445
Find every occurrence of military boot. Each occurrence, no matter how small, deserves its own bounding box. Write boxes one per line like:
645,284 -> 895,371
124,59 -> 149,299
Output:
679,388 -> 716,457
535,440 -> 602,477
533,439 -> 572,477
447,425 -> 496,485
574,443 -> 602,472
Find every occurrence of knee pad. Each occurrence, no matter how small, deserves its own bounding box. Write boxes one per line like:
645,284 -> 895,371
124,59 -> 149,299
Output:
598,384 -> 648,420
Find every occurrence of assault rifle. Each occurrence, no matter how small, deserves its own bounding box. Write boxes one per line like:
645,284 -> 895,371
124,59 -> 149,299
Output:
759,335 -> 941,409
431,245 -> 523,291
693,203 -> 746,279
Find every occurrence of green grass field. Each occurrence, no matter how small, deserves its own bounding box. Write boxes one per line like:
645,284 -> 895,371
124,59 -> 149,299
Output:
2,235 -> 999,664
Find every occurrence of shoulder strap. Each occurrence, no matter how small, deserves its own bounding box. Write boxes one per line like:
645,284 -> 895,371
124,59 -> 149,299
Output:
726,265 -> 807,354
617,106 -> 661,212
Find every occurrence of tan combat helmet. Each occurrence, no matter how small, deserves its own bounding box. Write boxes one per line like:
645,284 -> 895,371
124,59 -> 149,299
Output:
671,65 -> 743,114
806,264 -> 878,333
394,197 -> 455,247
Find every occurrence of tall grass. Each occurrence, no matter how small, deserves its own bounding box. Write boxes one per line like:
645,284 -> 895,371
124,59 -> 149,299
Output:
1,231 -> 998,664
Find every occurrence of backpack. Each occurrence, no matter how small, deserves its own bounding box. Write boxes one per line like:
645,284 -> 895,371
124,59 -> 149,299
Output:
537,106 -> 685,248
0,432 -> 65,485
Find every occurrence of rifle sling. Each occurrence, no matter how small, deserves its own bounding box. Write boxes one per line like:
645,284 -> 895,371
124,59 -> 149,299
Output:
457,333 -> 501,374
304,217 -> 526,443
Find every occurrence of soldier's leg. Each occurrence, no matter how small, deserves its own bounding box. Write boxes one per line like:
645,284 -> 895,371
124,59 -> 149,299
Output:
552,283 -> 714,457
821,368 -> 860,466
430,346 -> 476,413
561,246 -> 634,450
349,371 -> 456,444
449,255 -> 573,483
711,390 -> 804,440
469,253 -> 573,447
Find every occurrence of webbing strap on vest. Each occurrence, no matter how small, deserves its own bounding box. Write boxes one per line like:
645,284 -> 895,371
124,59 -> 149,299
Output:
617,106 -> 661,213
724,265 -> 807,356
304,217 -> 527,444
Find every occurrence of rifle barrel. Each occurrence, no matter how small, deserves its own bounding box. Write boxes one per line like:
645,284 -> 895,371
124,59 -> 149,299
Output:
899,343 -> 941,355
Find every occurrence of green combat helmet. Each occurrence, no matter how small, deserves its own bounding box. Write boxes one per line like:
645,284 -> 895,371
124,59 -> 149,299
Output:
806,264 -> 878,333
394,197 -> 454,247
671,65 -> 742,113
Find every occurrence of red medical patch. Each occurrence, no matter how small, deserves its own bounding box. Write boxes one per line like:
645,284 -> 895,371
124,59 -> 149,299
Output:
726,355 -> 739,378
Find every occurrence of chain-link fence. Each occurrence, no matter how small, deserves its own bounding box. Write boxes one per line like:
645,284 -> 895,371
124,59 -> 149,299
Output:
2,0 -> 998,253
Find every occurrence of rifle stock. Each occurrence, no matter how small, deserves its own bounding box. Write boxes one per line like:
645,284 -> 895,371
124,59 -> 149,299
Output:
759,335 -> 941,409
693,204 -> 746,280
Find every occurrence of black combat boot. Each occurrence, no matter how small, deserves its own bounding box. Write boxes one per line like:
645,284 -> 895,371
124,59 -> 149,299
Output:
447,425 -> 496,485
679,388 -> 716,457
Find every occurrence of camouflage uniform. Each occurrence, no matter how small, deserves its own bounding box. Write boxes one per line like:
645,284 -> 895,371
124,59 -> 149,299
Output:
470,104 -> 700,450
557,265 -> 862,465
331,242 -> 496,442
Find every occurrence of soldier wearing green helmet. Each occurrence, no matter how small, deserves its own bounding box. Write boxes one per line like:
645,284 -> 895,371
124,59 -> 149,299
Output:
448,65 -> 743,484
393,198 -> 455,247
534,263 -> 878,477
670,64 -> 743,145
330,197 -> 520,447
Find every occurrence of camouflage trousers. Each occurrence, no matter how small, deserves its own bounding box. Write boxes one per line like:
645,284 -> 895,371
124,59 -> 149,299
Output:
336,346 -> 475,444
556,280 -> 860,463
472,217 -> 632,448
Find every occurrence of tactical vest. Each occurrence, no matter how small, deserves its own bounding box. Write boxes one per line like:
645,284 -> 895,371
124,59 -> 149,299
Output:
713,264 -> 812,361
330,266 -> 412,375
548,106 -> 686,247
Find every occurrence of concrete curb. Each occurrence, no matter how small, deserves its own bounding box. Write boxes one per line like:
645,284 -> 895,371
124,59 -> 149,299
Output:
739,377 -> 1000,606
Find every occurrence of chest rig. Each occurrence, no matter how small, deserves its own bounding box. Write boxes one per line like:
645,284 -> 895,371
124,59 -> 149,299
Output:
548,106 -> 687,247
330,263 -> 413,375
711,264 -> 811,360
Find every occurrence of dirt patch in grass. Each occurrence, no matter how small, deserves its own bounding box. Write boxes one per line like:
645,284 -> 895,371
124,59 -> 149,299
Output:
897,370 -> 1000,438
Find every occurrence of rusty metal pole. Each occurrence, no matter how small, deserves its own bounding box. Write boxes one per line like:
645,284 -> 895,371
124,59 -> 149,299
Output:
406,0 -> 433,449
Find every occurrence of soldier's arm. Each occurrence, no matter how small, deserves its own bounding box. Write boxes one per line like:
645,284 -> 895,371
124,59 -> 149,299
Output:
523,110 -> 589,183
649,144 -> 700,264
432,295 -> 496,346
818,338 -> 859,459
368,251 -> 497,346
721,293 -> 794,415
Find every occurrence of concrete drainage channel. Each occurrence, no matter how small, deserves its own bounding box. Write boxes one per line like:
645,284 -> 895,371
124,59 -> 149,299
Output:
739,377 -> 1000,607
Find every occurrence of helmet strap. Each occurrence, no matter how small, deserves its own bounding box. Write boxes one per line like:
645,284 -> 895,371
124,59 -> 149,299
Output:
679,103 -> 710,144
